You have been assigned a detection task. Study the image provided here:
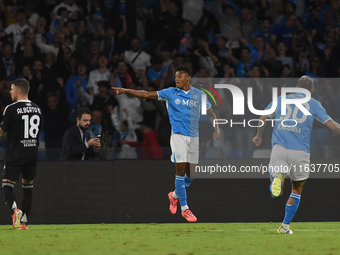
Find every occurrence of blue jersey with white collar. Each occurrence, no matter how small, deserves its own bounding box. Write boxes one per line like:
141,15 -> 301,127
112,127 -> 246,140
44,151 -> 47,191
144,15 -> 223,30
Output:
157,86 -> 211,137
266,92 -> 331,153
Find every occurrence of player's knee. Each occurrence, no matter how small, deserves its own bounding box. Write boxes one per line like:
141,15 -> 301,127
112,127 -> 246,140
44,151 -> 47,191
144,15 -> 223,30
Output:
22,179 -> 33,186
176,169 -> 186,176
292,180 -> 306,194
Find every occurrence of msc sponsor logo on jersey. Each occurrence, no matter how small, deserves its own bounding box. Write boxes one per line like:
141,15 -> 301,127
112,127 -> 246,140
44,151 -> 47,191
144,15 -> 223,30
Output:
174,98 -> 199,106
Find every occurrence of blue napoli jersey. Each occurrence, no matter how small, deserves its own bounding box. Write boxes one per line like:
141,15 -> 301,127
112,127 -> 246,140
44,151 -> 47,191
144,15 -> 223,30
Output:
157,86 -> 211,137
267,92 -> 331,153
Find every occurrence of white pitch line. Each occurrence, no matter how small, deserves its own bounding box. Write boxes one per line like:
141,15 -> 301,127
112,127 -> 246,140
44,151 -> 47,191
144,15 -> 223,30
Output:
167,228 -> 340,232
239,229 -> 340,232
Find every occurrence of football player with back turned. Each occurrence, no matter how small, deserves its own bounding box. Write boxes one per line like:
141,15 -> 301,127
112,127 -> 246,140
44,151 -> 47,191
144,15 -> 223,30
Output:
253,76 -> 340,234
0,78 -> 42,230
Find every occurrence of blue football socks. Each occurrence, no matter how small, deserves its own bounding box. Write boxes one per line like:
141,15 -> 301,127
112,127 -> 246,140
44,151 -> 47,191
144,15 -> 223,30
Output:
184,174 -> 194,188
175,175 -> 187,209
283,193 -> 301,225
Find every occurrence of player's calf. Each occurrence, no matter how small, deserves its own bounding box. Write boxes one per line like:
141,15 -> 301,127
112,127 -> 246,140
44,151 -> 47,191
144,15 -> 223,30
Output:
21,182 -> 33,227
2,181 -> 17,212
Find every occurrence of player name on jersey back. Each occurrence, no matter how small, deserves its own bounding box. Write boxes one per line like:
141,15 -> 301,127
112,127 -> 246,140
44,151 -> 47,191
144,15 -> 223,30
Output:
1,100 -> 42,165
16,106 -> 41,115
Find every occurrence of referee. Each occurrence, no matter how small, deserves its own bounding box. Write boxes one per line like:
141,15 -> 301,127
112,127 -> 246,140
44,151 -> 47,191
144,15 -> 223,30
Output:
0,78 -> 42,230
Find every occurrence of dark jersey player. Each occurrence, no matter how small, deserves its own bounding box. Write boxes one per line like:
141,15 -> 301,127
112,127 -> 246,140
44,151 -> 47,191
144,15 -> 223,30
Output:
0,78 -> 42,230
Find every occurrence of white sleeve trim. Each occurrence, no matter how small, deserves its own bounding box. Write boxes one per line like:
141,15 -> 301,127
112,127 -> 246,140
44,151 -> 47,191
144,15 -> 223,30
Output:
316,117 -> 332,124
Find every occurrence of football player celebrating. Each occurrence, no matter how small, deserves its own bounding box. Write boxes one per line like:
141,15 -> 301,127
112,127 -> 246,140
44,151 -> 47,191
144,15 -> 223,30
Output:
113,65 -> 220,222
253,76 -> 340,234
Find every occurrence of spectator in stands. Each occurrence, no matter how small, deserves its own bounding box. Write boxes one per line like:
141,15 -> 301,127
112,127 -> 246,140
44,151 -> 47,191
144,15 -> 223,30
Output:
154,0 -> 184,49
305,56 -> 324,80
43,93 -> 68,160
237,24 -> 265,62
113,82 -> 143,124
44,51 -> 56,71
100,16 -> 127,58
35,21 -> 68,57
291,17 -> 313,59
164,53 -> 184,87
0,9 -> 32,52
262,44 -> 283,77
160,45 -> 173,70
86,0 -> 108,31
109,60 -> 140,88
194,34 -> 219,76
110,108 -> 138,159
270,12 -> 299,50
52,0 -> 79,20
0,43 -> 15,81
87,52 -> 110,95
178,20 -> 194,55
218,62 -> 237,79
240,3 -> 259,42
227,43 -> 255,78
305,0 -> 332,32
216,35 -> 228,60
123,37 -> 151,76
89,40 -> 101,69
64,61 -> 89,115
88,109 -> 103,138
77,80 -> 119,147
281,64 -> 294,78
251,17 -> 272,44
50,7 -> 69,35
25,1 -> 39,30
215,2 -> 240,50
123,119 -> 163,159
323,28 -> 340,77
146,56 -> 166,89
294,48 -> 310,77
276,42 -> 294,69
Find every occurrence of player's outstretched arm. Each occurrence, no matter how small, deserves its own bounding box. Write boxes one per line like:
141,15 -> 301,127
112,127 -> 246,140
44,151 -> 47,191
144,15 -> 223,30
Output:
207,107 -> 220,140
253,115 -> 269,146
325,119 -> 340,134
112,87 -> 158,99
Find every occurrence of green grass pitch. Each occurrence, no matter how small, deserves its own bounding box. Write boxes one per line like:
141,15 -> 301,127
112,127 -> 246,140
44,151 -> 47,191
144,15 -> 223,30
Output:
1,222 -> 340,255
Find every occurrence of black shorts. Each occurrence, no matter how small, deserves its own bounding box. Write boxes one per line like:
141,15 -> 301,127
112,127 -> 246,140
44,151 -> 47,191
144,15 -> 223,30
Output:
2,162 -> 37,181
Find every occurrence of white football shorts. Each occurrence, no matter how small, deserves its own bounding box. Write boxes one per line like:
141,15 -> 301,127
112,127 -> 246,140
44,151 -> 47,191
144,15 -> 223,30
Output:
269,144 -> 310,181
170,132 -> 199,164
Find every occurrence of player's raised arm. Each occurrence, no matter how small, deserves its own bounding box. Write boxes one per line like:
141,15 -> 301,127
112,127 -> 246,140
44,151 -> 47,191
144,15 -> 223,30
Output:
324,119 -> 340,134
207,107 -> 220,140
112,87 -> 158,99
253,114 -> 269,146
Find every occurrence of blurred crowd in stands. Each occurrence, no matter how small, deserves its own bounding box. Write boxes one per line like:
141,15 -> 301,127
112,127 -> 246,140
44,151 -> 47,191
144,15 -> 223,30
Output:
0,0 -> 340,160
